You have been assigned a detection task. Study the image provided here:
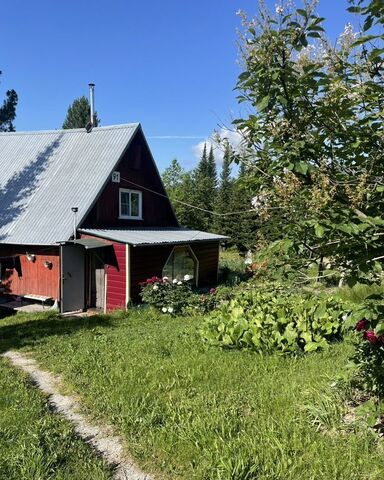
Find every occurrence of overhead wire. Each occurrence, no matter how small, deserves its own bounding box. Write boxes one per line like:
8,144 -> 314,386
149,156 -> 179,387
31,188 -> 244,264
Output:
119,176 -> 259,217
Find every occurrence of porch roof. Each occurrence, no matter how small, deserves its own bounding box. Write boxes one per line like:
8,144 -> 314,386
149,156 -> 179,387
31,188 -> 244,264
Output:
79,228 -> 229,247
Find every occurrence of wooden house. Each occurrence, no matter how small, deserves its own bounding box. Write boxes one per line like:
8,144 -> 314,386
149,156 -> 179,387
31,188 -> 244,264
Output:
0,124 -> 227,312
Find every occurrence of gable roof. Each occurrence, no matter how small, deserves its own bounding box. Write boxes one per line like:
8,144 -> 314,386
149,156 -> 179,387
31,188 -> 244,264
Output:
0,124 -> 139,245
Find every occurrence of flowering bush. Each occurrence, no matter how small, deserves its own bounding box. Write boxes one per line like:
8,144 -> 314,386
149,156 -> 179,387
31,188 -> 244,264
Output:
201,284 -> 352,354
351,302 -> 384,395
139,276 -> 220,316
139,275 -> 195,315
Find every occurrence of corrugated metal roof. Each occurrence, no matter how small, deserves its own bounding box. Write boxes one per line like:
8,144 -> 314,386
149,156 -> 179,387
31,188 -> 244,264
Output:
0,124 -> 139,245
72,238 -> 112,249
79,228 -> 229,246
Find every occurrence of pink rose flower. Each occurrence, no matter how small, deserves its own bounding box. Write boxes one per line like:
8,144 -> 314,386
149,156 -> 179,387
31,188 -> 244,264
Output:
363,330 -> 378,344
355,319 -> 368,332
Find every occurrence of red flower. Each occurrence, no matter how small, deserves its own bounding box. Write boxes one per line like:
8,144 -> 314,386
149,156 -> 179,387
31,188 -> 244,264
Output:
363,330 -> 378,344
355,319 -> 368,332
210,288 -> 217,295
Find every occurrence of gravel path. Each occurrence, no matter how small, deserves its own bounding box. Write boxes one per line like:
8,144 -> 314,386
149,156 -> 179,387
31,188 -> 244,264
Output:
2,350 -> 153,480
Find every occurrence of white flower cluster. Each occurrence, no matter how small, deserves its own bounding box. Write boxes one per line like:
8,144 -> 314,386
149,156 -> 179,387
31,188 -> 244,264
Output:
297,44 -> 316,65
338,23 -> 358,51
275,5 -> 284,14
251,192 -> 268,212
162,307 -> 174,314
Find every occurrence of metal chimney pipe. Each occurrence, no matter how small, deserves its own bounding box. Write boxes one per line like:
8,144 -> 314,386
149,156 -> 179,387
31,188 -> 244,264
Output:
89,83 -> 96,126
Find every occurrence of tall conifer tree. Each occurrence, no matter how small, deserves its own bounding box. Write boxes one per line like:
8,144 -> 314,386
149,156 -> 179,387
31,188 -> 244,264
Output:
0,71 -> 17,132
62,96 -> 99,129
215,144 -> 234,235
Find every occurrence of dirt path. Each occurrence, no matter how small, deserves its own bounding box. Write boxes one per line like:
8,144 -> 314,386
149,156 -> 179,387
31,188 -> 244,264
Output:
2,350 -> 153,480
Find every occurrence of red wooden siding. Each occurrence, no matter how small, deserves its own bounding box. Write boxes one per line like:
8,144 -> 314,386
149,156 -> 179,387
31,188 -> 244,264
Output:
0,246 -> 60,300
82,130 -> 178,229
130,241 -> 220,302
106,242 -> 126,311
192,242 -> 220,286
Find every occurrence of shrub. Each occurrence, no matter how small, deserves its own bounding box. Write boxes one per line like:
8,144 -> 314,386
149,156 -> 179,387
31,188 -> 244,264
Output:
140,276 -> 193,315
201,283 -> 351,354
350,300 -> 384,396
140,276 -> 221,316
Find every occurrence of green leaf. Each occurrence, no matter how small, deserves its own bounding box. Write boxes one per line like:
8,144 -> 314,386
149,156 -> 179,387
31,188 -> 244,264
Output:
363,15 -> 374,32
314,224 -> 325,238
369,48 -> 384,60
347,6 -> 362,13
295,161 -> 309,175
296,8 -> 308,18
304,341 -> 320,353
352,35 -> 378,47
256,95 -> 270,111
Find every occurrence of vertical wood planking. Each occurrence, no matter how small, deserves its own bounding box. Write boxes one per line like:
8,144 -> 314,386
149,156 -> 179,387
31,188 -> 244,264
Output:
105,242 -> 126,311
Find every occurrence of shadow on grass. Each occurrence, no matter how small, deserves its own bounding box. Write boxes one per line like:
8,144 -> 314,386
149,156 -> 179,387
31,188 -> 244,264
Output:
0,308 -> 114,354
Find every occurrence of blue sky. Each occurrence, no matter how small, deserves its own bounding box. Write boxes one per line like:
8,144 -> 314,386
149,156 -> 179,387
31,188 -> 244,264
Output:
1,0 -> 354,171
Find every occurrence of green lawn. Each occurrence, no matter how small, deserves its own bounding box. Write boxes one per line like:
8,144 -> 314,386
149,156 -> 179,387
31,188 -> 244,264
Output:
0,350 -> 111,479
1,308 -> 384,479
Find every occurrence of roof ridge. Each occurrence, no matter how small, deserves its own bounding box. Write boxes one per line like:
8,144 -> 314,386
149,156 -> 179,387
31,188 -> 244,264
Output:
0,123 -> 140,136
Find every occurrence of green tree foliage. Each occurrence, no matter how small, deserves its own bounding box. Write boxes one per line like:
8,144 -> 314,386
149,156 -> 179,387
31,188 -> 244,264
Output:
230,163 -> 258,252
194,144 -> 218,230
0,72 -> 17,132
215,144 -> 234,236
233,0 -> 384,283
162,151 -> 256,249
162,159 -> 201,228
62,96 -> 99,129
162,158 -> 184,200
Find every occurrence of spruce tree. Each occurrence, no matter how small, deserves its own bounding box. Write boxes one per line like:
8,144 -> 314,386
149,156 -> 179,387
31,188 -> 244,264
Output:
193,144 -> 218,230
215,144 -> 234,235
0,73 -> 17,132
231,163 -> 258,252
62,96 -> 99,129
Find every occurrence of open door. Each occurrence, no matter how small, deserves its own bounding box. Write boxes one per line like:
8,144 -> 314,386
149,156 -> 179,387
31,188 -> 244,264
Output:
88,251 -> 105,311
60,244 -> 85,313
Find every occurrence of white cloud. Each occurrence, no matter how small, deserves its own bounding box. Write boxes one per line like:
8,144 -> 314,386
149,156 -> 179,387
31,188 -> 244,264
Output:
192,128 -> 243,164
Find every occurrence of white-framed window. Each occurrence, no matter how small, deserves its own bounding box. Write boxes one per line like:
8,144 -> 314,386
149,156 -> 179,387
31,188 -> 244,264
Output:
119,188 -> 142,220
162,245 -> 198,285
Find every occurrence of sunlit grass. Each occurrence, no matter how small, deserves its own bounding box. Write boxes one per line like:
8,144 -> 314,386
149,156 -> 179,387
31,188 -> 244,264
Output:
1,308 -> 384,479
0,351 -> 111,479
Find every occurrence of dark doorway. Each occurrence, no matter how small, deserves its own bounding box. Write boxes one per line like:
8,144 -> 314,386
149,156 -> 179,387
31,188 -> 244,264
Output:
87,252 -> 105,311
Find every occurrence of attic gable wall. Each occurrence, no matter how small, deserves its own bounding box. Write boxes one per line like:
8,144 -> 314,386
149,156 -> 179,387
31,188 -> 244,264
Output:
81,130 -> 179,229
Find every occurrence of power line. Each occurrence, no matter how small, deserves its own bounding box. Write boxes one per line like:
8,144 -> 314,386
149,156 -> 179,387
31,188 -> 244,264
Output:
119,176 -> 258,217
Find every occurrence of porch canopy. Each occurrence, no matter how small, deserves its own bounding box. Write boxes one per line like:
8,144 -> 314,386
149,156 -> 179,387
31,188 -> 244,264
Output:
78,228 -> 228,247
71,238 -> 112,249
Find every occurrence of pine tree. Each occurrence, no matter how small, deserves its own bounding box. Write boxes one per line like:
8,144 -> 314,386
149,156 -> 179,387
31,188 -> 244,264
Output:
62,96 -> 99,129
0,86 -> 17,132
